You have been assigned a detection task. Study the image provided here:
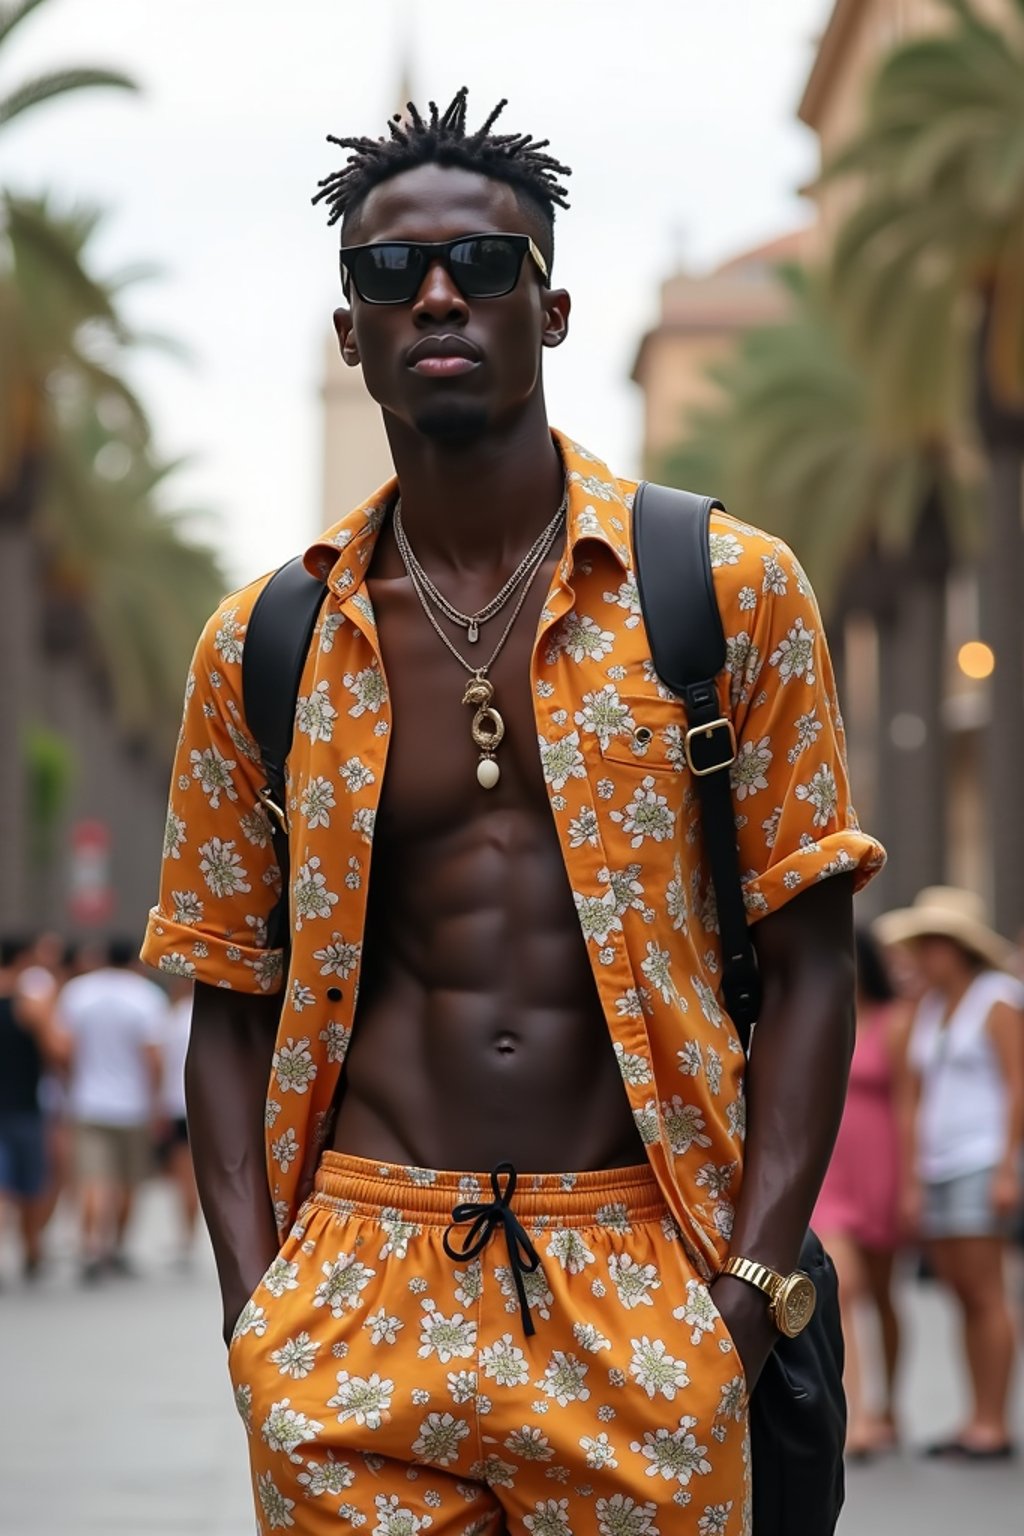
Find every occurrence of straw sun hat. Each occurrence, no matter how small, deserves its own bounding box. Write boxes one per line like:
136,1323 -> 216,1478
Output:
874,886 -> 1015,973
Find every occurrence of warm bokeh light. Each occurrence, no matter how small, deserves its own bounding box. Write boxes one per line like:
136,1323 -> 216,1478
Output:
957,640 -> 995,679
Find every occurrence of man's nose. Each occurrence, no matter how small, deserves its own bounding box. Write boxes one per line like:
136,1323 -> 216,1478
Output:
411,260 -> 469,324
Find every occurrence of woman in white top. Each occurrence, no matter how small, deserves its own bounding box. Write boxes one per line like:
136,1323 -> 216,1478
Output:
878,887 -> 1024,1460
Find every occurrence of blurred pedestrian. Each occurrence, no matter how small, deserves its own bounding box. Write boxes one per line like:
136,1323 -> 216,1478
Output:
877,886 -> 1024,1459
814,927 -> 910,1457
154,977 -> 199,1264
58,937 -> 167,1281
0,940 -> 69,1280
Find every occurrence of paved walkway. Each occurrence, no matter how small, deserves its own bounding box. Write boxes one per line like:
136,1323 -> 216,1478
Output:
1,1182 -> 1021,1534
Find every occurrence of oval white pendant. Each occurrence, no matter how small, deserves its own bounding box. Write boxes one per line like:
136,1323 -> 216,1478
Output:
477,757 -> 500,789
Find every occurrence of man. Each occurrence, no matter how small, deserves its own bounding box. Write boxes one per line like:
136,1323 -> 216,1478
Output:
60,937 -> 165,1280
143,91 -> 883,1536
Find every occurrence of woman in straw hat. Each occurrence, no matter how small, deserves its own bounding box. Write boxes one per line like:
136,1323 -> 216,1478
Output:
876,886 -> 1024,1459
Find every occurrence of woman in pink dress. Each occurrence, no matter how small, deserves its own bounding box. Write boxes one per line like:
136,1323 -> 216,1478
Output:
814,927 -> 910,1457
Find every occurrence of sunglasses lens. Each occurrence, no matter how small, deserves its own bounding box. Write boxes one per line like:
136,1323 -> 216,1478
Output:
352,244 -> 425,302
450,237 -> 522,297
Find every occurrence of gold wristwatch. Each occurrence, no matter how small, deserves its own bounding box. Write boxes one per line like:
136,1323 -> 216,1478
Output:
721,1255 -> 817,1338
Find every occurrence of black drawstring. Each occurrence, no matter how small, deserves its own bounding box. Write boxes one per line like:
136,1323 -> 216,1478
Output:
442,1162 -> 542,1336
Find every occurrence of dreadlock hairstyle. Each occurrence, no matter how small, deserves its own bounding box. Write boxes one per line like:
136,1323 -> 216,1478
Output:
312,88 -> 572,266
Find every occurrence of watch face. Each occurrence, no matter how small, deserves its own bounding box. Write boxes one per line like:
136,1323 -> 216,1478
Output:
780,1274 -> 817,1337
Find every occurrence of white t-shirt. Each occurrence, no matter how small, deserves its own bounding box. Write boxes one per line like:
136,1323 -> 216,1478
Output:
59,968 -> 168,1126
909,970 -> 1024,1182
159,997 -> 192,1119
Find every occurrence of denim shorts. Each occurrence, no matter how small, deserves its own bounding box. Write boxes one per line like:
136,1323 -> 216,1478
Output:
920,1166 -> 1003,1240
0,1111 -> 48,1199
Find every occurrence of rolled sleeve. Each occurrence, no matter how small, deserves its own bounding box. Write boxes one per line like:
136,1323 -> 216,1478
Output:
712,523 -> 885,923
140,583 -> 285,994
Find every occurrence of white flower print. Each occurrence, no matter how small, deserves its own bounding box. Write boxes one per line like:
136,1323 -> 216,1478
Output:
761,552 -> 788,595
609,778 -> 675,847
446,1369 -> 477,1405
313,1252 -> 375,1315
296,679 -> 338,742
603,575 -> 643,628
479,1333 -> 530,1387
596,1492 -> 661,1536
418,1303 -> 476,1363
270,1331 -> 321,1380
327,1371 -> 394,1429
666,863 -> 688,931
581,1431 -> 618,1469
163,809 -> 186,860
352,806 -> 376,840
233,1382 -> 253,1431
214,606 -> 244,664
537,1351 -> 590,1406
378,1209 -> 420,1260
538,730 -> 587,790
708,532 -> 743,567
171,890 -> 203,926
769,617 -> 816,686
717,1375 -> 746,1421
262,1256 -> 300,1298
795,763 -> 838,827
158,953 -> 196,980
677,1040 -> 702,1078
631,1416 -> 712,1484
291,979 -> 315,1012
412,1411 -> 469,1465
339,755 -> 376,793
787,707 -> 823,763
273,1037 -> 318,1094
727,1095 -> 747,1140
190,747 -> 237,808
231,1298 -> 267,1342
573,1320 -> 612,1353
525,1499 -> 574,1536
574,685 -> 635,748
614,1044 -> 653,1088
662,1097 -> 712,1155
256,1470 -> 295,1529
553,612 -> 617,664
318,611 -> 346,652
506,1425 -> 554,1461
629,1336 -> 690,1399
608,1253 -> 661,1310
239,805 -> 272,847
271,1127 -> 299,1172
365,1308 -> 404,1345
546,1228 -> 595,1274
673,1278 -> 719,1344
198,838 -> 250,897
312,933 -> 360,977
730,737 -> 772,801
633,1100 -> 661,1144
573,889 -> 622,947
494,1263 -> 553,1319
296,1457 -> 355,1496
567,805 -> 600,848
692,975 -> 723,1026
695,1161 -> 736,1200
293,857 -> 338,928
705,1045 -> 723,1096
317,1019 -> 350,1064
641,942 -> 675,1004
261,1398 -> 324,1461
300,775 -> 335,828
343,665 -> 387,717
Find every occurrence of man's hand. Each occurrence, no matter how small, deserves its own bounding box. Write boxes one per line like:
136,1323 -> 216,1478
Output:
710,1272 -> 778,1392
992,1160 -> 1021,1223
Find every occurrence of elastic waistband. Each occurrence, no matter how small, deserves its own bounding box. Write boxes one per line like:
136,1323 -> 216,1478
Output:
311,1150 -> 667,1228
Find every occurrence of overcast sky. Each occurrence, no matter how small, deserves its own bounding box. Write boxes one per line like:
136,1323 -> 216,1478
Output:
3,0 -> 832,584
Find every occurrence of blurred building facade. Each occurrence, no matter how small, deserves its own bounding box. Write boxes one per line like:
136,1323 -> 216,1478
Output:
631,0 -> 1014,923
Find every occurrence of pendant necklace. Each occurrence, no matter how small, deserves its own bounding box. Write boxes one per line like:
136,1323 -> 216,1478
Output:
392,491 -> 567,788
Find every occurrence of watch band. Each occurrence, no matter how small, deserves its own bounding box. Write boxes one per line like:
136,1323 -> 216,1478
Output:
721,1255 -> 783,1301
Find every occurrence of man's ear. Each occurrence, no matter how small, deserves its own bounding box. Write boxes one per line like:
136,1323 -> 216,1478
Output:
333,307 -> 361,367
541,288 -> 571,350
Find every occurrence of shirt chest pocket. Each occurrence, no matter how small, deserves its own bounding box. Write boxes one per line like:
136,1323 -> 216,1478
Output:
597,695 -> 688,775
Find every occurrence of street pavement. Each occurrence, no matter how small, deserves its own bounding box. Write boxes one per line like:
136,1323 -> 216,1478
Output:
1,1181 -> 1021,1536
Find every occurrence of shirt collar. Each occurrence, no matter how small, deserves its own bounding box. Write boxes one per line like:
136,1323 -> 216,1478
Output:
302,428 -> 632,594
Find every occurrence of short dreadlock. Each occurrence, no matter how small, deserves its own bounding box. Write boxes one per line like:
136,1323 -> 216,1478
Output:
312,88 -> 571,267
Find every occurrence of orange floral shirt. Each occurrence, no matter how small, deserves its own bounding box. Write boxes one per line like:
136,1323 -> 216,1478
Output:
142,432 -> 884,1271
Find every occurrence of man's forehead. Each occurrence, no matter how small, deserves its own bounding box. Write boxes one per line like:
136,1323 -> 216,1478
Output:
346,164 -> 528,243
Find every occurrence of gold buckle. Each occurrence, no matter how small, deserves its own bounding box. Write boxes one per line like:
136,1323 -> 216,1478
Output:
684,718 -> 737,776
257,784 -> 289,835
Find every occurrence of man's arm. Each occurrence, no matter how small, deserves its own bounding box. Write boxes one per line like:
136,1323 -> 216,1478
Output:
186,982 -> 282,1344
710,872 -> 856,1387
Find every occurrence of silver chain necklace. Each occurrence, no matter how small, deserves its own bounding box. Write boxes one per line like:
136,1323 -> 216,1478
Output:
392,493 -> 566,789
393,489 -> 567,643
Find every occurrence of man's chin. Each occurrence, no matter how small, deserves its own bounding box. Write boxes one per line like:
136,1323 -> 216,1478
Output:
413,401 -> 489,445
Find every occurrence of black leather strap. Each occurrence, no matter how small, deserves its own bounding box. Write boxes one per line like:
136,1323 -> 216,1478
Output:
633,481 -> 761,1049
242,556 -> 328,948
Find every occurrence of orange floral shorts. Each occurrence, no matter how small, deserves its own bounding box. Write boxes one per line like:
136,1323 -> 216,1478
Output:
228,1152 -> 750,1534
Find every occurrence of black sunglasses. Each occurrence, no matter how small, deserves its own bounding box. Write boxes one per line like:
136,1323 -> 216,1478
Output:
338,232 -> 549,305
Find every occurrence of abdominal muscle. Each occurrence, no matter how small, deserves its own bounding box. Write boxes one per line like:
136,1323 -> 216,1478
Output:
330,806 -> 647,1175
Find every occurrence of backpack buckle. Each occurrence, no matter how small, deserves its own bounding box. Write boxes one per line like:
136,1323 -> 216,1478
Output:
258,784 -> 289,835
684,718 -> 737,777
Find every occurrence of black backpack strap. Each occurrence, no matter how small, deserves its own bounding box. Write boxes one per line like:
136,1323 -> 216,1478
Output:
632,481 -> 761,1049
242,556 -> 328,949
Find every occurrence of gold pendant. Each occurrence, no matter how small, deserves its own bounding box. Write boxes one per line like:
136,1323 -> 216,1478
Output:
462,674 -> 505,789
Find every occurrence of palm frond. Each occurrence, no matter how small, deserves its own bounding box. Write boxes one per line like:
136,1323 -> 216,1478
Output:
0,68 -> 137,131
0,0 -> 49,48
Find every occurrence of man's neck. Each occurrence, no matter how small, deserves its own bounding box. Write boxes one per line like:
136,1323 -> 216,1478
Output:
384,404 -> 565,575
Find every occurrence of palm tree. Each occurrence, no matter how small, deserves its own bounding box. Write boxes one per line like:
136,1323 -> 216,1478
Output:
0,0 -> 134,130
825,0 -> 1024,932
660,264 -> 966,905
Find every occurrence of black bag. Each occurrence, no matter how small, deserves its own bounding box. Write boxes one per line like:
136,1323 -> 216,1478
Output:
633,481 -> 847,1536
243,484 -> 848,1536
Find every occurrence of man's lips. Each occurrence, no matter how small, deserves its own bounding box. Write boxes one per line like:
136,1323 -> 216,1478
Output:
406,334 -> 483,376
